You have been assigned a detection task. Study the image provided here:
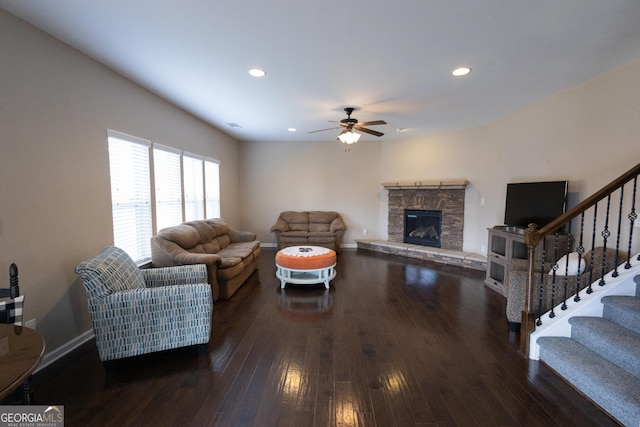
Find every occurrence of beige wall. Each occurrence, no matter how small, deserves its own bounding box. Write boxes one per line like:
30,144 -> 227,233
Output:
239,140 -> 381,245
0,10 -> 241,359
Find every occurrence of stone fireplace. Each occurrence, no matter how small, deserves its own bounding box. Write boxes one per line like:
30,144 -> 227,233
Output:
384,180 -> 467,251
357,179 -> 484,272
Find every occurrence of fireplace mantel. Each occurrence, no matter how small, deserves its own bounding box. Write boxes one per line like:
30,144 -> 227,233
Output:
382,179 -> 468,190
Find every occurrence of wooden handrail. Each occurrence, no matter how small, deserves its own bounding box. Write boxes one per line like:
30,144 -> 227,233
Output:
521,162 -> 640,354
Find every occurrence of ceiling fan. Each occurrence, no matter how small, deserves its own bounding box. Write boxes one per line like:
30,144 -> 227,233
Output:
309,107 -> 387,143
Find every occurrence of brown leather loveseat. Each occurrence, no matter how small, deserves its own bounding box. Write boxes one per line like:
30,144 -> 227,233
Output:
270,211 -> 345,253
151,218 -> 260,301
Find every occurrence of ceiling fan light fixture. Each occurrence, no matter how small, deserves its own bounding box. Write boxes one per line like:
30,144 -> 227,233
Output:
452,66 -> 471,77
248,68 -> 266,77
338,131 -> 361,144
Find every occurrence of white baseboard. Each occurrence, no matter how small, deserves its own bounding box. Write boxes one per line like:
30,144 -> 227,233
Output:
36,329 -> 95,372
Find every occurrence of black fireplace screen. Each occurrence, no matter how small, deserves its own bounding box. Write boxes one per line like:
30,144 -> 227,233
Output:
404,209 -> 442,248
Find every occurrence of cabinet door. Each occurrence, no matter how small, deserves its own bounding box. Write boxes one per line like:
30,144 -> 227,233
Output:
511,238 -> 528,260
485,258 -> 507,295
490,233 -> 507,258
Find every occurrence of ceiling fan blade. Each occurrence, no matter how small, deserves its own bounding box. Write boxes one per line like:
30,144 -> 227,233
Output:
355,126 -> 384,137
308,126 -> 340,134
357,120 -> 387,126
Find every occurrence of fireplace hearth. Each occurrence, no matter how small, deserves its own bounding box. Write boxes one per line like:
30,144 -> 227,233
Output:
404,209 -> 442,248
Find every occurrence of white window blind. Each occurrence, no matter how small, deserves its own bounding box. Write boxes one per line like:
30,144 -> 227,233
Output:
107,131 -> 152,263
205,159 -> 220,218
183,153 -> 204,221
153,144 -> 183,230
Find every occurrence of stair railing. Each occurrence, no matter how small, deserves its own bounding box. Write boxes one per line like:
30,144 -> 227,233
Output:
520,162 -> 640,355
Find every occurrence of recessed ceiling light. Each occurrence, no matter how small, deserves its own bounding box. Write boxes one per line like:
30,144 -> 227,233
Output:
288,128 -> 296,132
248,68 -> 266,77
452,67 -> 471,77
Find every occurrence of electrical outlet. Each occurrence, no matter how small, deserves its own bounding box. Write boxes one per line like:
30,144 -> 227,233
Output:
25,319 -> 36,329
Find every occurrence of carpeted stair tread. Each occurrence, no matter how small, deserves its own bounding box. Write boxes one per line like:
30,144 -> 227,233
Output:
538,336 -> 640,427
602,295 -> 640,335
569,316 -> 640,378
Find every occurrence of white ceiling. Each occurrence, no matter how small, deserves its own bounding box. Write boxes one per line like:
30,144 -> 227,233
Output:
2,0 -> 640,142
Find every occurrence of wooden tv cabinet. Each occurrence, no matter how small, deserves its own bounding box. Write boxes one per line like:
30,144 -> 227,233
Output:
484,227 -> 570,296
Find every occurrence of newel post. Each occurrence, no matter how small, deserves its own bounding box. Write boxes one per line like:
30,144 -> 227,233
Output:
520,223 -> 541,355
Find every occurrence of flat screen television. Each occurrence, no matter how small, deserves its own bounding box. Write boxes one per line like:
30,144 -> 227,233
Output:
504,180 -> 568,230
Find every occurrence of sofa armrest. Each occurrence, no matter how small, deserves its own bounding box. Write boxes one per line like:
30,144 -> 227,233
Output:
329,216 -> 346,233
172,252 -> 221,266
141,264 -> 208,287
270,217 -> 290,233
228,228 -> 257,243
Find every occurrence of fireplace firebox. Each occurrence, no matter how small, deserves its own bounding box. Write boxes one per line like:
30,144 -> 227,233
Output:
404,209 -> 442,248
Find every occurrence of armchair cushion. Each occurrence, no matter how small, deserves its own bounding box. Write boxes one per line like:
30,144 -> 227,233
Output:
76,245 -> 145,298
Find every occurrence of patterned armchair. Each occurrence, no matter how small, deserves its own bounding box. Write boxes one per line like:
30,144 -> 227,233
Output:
75,246 -> 212,362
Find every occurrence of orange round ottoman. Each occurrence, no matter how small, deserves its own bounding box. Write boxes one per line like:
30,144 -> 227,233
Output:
275,246 -> 337,289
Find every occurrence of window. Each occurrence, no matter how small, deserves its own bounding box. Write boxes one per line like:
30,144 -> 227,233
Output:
107,131 -> 153,263
107,130 -> 221,263
153,145 -> 183,230
205,159 -> 220,218
183,153 -> 204,221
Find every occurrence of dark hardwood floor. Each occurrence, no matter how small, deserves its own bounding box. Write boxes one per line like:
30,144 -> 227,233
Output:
27,249 -> 619,426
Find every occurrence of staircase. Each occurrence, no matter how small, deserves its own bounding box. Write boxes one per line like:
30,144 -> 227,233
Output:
537,274 -> 640,426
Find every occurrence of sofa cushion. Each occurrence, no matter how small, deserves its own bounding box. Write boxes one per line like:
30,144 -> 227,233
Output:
202,240 -> 221,254
206,219 -> 230,237
216,234 -> 231,249
219,243 -> 257,259
218,256 -> 243,269
281,211 -> 309,231
217,259 -> 249,280
309,210 -> 338,223
309,222 -> 330,232
281,231 -> 309,237
158,224 -> 201,249
308,232 -> 338,243
185,220 -> 216,243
